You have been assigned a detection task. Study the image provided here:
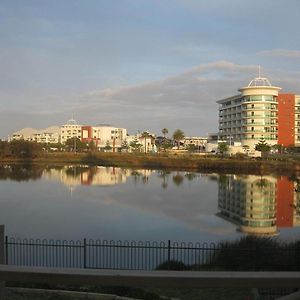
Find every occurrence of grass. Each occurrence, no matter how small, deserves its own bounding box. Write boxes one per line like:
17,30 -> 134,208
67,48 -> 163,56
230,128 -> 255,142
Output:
2,151 -> 300,175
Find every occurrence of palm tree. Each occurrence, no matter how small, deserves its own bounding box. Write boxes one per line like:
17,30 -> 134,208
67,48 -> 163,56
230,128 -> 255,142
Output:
172,129 -> 184,149
162,128 -> 168,138
141,131 -> 151,153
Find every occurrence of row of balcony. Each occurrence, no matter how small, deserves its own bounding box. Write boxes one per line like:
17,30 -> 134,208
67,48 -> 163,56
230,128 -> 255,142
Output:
220,113 -> 278,118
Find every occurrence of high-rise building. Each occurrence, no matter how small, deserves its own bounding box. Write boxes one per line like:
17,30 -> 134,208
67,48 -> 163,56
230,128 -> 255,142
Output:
217,76 -> 281,149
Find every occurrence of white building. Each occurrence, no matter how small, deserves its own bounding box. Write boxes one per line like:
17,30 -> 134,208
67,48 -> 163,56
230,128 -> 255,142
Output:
126,132 -> 156,153
60,118 -> 82,144
217,75 -> 281,150
183,137 -> 207,151
9,126 -> 60,144
81,124 -> 127,151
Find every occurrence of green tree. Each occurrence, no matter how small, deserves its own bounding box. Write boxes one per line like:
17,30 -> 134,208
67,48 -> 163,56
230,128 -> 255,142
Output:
218,142 -> 229,155
186,144 -> 197,152
0,141 -> 10,157
129,140 -> 143,152
88,141 -> 97,152
141,131 -> 151,153
172,129 -> 185,149
255,137 -> 271,154
104,140 -> 112,151
65,137 -> 87,152
120,140 -> 130,152
160,140 -> 173,152
162,128 -> 168,138
9,140 -> 43,158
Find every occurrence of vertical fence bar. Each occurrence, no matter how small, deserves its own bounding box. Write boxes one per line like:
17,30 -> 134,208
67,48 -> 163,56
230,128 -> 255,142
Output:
296,242 -> 300,271
0,225 -> 5,300
167,240 -> 171,269
83,238 -> 87,269
4,237 -> 8,265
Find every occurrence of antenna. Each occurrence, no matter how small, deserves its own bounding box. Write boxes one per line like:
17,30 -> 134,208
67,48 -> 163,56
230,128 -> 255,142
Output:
258,65 -> 261,78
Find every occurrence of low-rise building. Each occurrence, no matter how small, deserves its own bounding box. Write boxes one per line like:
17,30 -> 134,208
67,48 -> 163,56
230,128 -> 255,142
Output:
183,136 -> 207,151
9,126 -> 60,143
81,124 -> 127,151
126,132 -> 157,153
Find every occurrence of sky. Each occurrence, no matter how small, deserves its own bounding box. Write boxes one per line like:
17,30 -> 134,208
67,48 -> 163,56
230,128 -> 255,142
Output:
1,0 -> 300,139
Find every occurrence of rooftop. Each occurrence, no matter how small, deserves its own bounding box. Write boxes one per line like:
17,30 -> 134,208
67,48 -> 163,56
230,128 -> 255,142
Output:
247,77 -> 272,87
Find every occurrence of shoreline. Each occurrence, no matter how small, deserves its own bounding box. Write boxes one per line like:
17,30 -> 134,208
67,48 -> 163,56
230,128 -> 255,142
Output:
0,152 -> 300,176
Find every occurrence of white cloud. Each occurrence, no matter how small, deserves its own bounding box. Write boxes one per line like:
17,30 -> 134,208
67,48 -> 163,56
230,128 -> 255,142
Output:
2,60 -> 300,139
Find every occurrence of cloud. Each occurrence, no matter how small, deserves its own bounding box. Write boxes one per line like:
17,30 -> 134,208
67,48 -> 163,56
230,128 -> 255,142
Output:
2,60 -> 300,139
259,49 -> 300,59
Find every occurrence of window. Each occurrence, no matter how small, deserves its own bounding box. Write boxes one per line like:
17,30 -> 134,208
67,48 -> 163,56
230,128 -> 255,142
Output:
251,112 -> 254,116
251,135 -> 254,139
251,127 -> 254,131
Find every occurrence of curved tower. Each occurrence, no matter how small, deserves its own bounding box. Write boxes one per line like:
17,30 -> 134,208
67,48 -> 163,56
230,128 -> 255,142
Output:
217,74 -> 281,150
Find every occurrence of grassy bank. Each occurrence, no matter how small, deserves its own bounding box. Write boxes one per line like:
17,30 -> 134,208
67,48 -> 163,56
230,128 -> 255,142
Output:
1,152 -> 300,175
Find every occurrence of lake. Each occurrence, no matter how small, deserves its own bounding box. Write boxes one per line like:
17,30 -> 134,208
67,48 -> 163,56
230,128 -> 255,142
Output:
0,164 -> 299,243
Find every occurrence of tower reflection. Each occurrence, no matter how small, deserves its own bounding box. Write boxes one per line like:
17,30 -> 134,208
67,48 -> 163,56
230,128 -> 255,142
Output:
217,175 -> 300,236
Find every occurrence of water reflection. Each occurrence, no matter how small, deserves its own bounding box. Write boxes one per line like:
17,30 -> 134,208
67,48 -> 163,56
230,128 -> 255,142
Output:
1,164 -> 300,239
217,175 -> 300,236
0,164 -> 44,181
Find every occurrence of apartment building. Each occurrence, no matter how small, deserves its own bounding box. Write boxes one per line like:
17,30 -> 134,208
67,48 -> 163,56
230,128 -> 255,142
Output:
60,118 -> 82,144
9,126 -> 60,143
81,124 -> 127,151
217,76 -> 281,149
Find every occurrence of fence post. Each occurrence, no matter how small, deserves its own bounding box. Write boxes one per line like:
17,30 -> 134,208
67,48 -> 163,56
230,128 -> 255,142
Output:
167,240 -> 171,269
296,242 -> 300,271
0,225 -> 5,300
83,238 -> 87,269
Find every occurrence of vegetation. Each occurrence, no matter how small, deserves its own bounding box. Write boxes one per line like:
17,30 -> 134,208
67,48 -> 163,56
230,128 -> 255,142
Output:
255,137 -> 271,153
129,140 -> 143,152
155,236 -> 300,272
186,143 -> 198,152
141,131 -> 151,153
172,129 -> 184,149
103,140 -> 112,151
217,142 -> 229,155
65,137 -> 87,152
161,128 -> 168,138
0,140 -> 43,159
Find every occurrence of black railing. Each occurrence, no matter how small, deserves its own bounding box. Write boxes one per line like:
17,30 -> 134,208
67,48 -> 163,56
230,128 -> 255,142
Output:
5,236 -> 300,271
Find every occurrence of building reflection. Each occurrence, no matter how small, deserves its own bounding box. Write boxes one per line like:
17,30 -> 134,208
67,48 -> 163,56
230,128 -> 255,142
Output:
43,166 -> 154,188
217,175 -> 300,236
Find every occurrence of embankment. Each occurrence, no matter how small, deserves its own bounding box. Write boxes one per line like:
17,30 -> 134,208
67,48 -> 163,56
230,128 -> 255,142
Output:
1,152 -> 299,175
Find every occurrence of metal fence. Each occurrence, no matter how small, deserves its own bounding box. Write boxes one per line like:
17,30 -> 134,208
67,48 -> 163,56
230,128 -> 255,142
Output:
5,236 -> 300,271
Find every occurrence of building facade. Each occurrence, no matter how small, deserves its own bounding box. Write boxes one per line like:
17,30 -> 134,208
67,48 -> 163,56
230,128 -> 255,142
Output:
81,124 -> 127,151
277,94 -> 300,147
217,76 -> 281,149
9,126 -> 60,143
60,118 -> 82,144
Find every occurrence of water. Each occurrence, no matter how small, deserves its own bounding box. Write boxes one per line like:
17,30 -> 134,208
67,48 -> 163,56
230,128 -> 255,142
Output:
0,164 -> 299,242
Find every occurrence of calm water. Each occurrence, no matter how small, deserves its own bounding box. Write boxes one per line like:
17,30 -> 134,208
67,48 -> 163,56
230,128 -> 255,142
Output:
1,164 -> 299,242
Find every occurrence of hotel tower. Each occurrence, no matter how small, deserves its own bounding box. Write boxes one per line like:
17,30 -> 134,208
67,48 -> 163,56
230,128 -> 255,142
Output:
217,75 -> 281,150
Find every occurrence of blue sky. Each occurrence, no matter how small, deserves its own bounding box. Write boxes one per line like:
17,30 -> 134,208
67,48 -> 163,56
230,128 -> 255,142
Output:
1,0 -> 300,138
